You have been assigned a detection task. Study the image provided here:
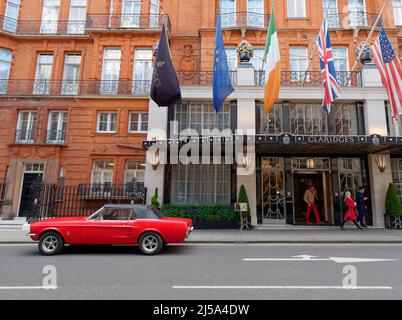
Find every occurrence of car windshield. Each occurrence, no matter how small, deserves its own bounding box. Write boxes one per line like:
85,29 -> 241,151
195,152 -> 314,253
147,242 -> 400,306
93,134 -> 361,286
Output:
87,208 -> 103,220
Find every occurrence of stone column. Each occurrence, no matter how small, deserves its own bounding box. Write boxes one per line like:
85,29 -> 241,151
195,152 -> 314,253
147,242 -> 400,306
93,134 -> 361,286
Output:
144,100 -> 168,205
367,154 -> 393,227
236,63 -> 258,226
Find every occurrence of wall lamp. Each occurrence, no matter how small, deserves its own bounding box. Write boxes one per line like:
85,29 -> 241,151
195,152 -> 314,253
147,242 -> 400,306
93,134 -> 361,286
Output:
375,155 -> 388,173
241,147 -> 252,169
147,149 -> 160,171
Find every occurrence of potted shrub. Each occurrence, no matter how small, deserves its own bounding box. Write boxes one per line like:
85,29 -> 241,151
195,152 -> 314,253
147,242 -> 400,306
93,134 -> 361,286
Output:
151,187 -> 160,209
238,185 -> 252,230
236,40 -> 254,63
384,183 -> 402,229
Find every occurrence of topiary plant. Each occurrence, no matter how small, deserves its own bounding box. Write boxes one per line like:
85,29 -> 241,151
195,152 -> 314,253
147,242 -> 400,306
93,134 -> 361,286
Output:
237,184 -> 250,217
385,183 -> 402,216
151,187 -> 160,209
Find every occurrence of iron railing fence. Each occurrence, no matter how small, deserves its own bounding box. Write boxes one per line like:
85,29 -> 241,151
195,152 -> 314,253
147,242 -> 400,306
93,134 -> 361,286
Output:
254,70 -> 363,87
177,70 -> 237,86
327,12 -> 383,29
221,12 -> 270,29
14,129 -> 35,144
86,14 -> 171,32
46,130 -> 67,145
26,182 -> 147,220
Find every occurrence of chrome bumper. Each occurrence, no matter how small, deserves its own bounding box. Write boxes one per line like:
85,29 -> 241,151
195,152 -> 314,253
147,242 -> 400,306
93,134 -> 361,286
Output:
186,226 -> 194,238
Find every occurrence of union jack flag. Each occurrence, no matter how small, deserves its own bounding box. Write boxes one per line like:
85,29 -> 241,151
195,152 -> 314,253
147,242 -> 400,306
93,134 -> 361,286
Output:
316,17 -> 340,113
371,28 -> 402,122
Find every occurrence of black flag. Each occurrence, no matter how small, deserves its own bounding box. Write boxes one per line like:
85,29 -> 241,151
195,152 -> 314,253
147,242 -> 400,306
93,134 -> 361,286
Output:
150,24 -> 181,107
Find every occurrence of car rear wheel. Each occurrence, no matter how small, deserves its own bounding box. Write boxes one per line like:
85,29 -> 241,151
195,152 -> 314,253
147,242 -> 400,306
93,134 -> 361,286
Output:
39,232 -> 64,256
138,232 -> 163,255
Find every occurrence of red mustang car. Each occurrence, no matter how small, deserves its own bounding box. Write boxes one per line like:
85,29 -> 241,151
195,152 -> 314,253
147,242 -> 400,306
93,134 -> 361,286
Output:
28,204 -> 193,255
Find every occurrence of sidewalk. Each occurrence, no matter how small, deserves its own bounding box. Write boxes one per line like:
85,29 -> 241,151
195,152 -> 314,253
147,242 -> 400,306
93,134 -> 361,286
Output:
0,225 -> 401,243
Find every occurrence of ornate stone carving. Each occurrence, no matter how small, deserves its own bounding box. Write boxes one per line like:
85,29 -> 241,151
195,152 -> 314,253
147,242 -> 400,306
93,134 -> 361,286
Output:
178,44 -> 198,83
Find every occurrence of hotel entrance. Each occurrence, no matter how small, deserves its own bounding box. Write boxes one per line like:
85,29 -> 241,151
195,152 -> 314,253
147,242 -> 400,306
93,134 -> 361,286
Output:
291,158 -> 334,225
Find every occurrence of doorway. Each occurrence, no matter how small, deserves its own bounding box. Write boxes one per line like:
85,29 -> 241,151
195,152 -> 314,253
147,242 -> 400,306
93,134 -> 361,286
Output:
293,173 -> 325,225
18,163 -> 44,217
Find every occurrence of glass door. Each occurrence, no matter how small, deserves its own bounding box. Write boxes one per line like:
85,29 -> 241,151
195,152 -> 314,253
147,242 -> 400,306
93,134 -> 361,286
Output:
3,0 -> 20,33
247,0 -> 264,28
348,0 -> 367,27
121,0 -> 141,27
221,0 -> 236,28
323,0 -> 339,28
40,0 -> 60,34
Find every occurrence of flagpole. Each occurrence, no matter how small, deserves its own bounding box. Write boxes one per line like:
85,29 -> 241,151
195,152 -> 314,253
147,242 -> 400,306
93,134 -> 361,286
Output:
348,0 -> 389,77
302,0 -> 333,85
260,0 -> 275,84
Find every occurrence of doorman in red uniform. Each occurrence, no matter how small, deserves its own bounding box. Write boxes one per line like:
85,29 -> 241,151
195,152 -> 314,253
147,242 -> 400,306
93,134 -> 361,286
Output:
303,185 -> 321,224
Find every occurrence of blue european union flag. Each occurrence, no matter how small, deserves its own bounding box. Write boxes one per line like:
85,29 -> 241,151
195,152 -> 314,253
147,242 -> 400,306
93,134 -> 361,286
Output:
213,9 -> 234,113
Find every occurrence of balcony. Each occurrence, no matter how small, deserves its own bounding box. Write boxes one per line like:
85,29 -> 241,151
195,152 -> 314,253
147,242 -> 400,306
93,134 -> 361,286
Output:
15,129 -> 35,144
177,70 -> 237,86
85,14 -> 171,32
327,11 -> 383,29
221,12 -> 270,29
46,130 -> 66,145
2,80 -> 152,96
254,71 -> 363,87
0,16 -> 87,36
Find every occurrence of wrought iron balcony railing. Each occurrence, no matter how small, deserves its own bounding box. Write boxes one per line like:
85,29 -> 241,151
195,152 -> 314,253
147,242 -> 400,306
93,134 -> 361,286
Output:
176,70 -> 237,86
85,14 -> 171,32
1,79 -> 152,96
0,15 -> 87,35
254,71 -> 363,87
221,12 -> 270,29
46,130 -> 67,145
15,129 -> 35,144
327,11 -> 383,29
77,183 -> 146,200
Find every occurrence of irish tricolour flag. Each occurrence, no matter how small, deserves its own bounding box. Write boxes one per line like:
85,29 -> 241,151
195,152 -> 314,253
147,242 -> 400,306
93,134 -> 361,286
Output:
263,7 -> 281,115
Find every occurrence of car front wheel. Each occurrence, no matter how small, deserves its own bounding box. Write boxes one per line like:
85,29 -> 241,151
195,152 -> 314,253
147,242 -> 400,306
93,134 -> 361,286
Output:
138,232 -> 163,255
39,232 -> 64,256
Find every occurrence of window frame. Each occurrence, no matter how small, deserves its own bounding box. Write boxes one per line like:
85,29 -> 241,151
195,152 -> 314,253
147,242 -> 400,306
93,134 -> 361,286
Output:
124,160 -> 145,184
62,53 -> 82,95
97,111 -> 118,133
16,110 -> 37,143
46,111 -> 68,144
67,0 -> 87,34
0,48 -> 12,94
287,0 -> 307,18
40,0 -> 61,34
128,112 -> 148,133
91,159 -> 114,186
33,53 -> 54,95
100,48 -> 122,94
3,0 -> 20,33
393,0 -> 402,26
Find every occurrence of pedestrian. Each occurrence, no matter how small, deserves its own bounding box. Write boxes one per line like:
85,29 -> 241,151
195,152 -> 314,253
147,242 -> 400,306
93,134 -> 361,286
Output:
341,191 -> 363,230
356,186 -> 368,228
304,185 -> 321,225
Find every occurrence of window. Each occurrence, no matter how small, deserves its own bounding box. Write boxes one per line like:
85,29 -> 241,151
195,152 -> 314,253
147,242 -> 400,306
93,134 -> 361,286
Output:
133,49 -> 152,94
323,0 -> 339,28
260,103 -> 283,135
16,111 -> 36,144
101,49 -> 121,94
149,0 -> 159,28
0,49 -> 12,94
40,0 -> 60,34
124,160 -> 145,184
348,0 -> 367,27
225,48 -> 237,71
333,47 -> 349,86
392,159 -> 402,202
333,104 -> 358,136
129,112 -> 148,133
174,102 -> 231,134
221,0 -> 236,28
33,54 -> 53,95
47,111 -> 67,144
287,0 -> 306,18
289,47 -> 308,82
122,0 -> 141,27
62,54 -> 81,95
3,0 -> 20,33
97,112 -> 117,133
338,158 -> 363,199
91,160 -> 114,186
289,104 -> 328,135
68,0 -> 87,34
247,0 -> 264,27
394,0 -> 402,25
171,164 -> 231,204
100,208 -> 133,221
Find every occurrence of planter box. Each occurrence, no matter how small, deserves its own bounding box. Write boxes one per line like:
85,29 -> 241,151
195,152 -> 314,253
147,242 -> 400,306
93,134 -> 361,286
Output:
385,214 -> 402,229
193,220 -> 239,229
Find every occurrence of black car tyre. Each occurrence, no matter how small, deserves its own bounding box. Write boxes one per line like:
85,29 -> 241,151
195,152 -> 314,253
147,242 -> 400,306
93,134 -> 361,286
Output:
138,232 -> 163,255
39,232 -> 64,256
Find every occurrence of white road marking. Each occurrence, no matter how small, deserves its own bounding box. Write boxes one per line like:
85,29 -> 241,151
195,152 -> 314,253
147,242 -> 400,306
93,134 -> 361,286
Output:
173,285 -> 392,290
0,286 -> 57,290
243,255 -> 397,264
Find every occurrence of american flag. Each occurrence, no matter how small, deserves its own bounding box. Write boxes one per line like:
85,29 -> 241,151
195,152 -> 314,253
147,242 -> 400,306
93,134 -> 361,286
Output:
371,28 -> 402,121
316,17 -> 340,113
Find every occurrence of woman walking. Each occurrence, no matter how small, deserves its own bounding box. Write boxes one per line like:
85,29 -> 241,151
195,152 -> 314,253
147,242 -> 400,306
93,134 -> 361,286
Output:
341,191 -> 363,230
356,186 -> 368,228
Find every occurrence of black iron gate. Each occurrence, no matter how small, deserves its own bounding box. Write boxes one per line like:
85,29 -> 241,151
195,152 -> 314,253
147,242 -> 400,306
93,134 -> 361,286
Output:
25,181 -> 147,220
